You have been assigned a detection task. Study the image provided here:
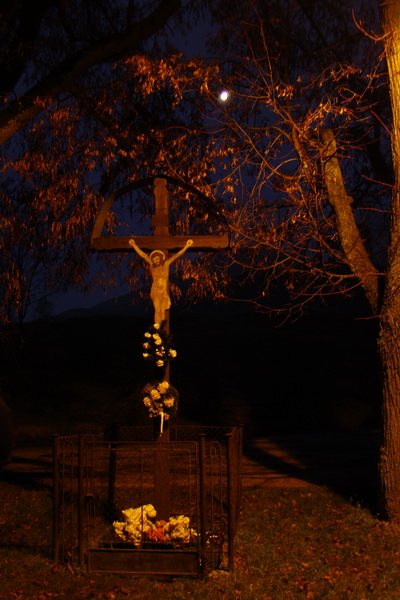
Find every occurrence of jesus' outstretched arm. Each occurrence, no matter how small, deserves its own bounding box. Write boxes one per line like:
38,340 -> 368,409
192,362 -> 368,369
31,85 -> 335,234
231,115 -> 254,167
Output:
128,238 -> 152,264
165,239 -> 194,266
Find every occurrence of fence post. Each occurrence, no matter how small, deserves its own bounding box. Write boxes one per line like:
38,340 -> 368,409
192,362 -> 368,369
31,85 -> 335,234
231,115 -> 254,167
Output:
52,435 -> 60,564
230,426 -> 243,528
226,432 -> 236,571
154,441 -> 171,521
106,423 -> 118,520
199,434 -> 208,577
78,435 -> 85,570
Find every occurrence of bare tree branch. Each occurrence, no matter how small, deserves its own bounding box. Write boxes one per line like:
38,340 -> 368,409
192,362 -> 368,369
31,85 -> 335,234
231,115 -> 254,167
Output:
321,127 -> 380,313
0,0 -> 181,145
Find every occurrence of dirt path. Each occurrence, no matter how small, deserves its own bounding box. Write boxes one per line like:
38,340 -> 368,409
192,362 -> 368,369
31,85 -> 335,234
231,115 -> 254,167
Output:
2,430 -> 379,498
242,430 -> 379,497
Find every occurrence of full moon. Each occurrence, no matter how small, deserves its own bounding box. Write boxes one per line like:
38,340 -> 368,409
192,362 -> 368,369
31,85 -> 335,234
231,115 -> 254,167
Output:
219,90 -> 229,102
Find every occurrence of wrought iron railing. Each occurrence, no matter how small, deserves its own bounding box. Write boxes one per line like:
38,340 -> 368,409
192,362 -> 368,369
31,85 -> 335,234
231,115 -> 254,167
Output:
53,426 -> 242,577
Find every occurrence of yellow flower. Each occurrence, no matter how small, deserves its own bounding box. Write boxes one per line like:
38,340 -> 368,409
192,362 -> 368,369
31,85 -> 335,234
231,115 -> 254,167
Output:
158,381 -> 169,393
144,504 -> 157,519
113,521 -> 126,540
163,515 -> 195,542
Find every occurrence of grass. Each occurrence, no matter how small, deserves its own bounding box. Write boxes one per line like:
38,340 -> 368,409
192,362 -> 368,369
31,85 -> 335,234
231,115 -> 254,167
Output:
2,481 -> 400,600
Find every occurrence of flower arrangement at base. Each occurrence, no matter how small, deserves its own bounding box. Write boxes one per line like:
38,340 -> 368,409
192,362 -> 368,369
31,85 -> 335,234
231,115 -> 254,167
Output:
113,504 -> 157,545
142,380 -> 178,432
142,323 -> 177,370
113,504 -> 197,546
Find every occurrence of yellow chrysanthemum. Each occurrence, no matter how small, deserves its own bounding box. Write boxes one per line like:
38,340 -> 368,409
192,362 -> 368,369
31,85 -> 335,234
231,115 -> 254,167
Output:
158,381 -> 169,392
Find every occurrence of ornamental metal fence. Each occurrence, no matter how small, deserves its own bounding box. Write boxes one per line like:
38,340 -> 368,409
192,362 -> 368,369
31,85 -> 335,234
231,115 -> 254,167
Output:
53,426 -> 242,577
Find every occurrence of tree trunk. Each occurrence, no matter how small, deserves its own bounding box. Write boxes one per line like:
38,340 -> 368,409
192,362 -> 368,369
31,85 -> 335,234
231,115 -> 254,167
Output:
378,308 -> 400,521
378,0 -> 400,521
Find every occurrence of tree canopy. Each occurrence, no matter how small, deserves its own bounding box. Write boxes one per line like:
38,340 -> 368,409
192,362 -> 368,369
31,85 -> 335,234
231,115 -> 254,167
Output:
0,0 -> 184,143
0,0 -> 221,321
0,0 -> 392,323
196,0 -> 390,316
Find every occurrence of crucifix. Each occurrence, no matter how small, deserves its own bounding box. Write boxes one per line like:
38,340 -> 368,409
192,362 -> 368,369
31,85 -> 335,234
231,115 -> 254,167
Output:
127,235 -> 193,327
92,176 -> 229,332
91,176 -> 229,520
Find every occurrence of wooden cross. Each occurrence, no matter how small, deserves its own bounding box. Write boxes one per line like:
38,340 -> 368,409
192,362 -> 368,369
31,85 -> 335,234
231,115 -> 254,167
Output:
91,176 -> 229,519
92,176 -> 229,332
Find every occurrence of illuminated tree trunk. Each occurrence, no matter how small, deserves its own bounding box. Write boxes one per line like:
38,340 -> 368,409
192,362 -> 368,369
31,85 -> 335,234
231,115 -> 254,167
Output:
377,0 -> 400,521
378,308 -> 400,522
320,0 -> 400,522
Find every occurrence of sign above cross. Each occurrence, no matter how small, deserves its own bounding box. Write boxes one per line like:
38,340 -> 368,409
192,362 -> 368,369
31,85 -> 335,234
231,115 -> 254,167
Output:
91,176 -> 230,253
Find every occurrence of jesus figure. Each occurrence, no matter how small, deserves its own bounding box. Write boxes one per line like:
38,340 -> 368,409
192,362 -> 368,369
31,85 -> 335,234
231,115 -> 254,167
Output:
129,237 -> 193,325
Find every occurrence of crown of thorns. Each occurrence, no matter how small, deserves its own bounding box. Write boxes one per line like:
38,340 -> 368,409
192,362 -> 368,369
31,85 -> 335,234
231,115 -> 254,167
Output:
150,250 -> 165,260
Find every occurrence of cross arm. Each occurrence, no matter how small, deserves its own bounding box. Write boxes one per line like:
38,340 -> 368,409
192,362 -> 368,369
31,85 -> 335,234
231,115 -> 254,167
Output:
91,234 -> 230,252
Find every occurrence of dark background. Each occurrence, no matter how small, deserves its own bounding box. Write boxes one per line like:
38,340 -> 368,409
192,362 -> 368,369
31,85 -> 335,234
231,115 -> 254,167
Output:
1,293 -> 381,447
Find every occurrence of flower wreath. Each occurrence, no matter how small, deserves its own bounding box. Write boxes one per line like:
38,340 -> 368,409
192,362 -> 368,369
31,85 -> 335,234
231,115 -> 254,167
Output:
142,380 -> 179,432
142,323 -> 177,369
